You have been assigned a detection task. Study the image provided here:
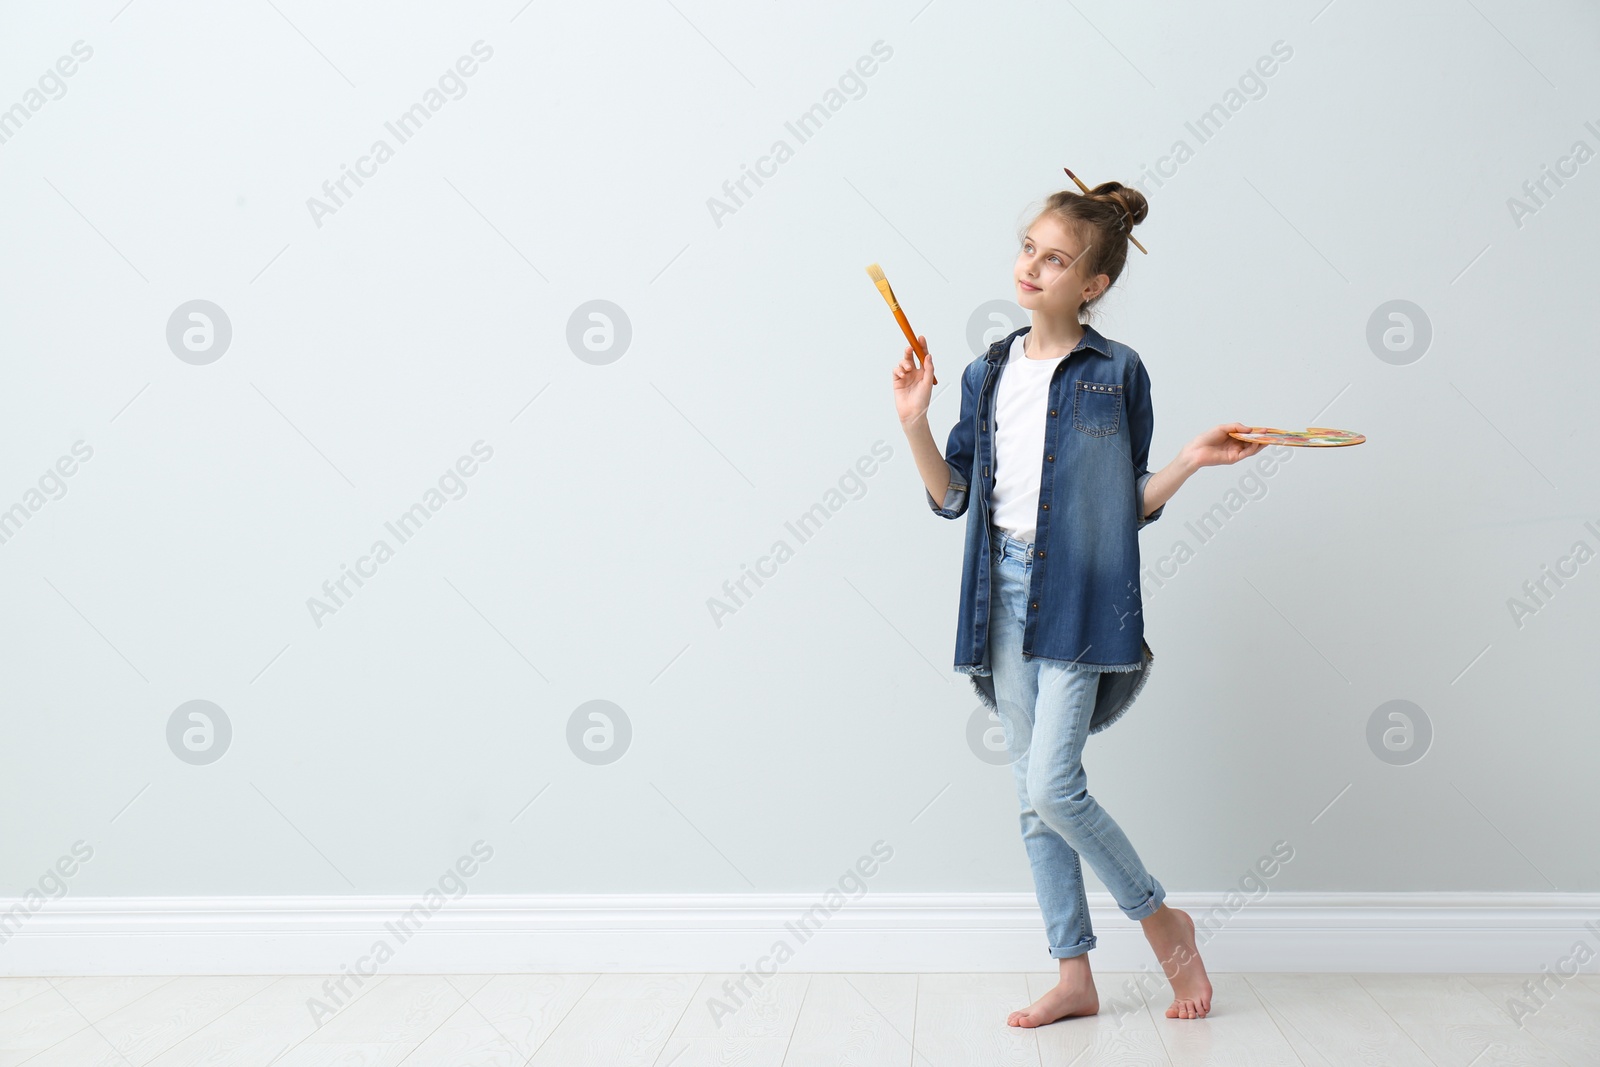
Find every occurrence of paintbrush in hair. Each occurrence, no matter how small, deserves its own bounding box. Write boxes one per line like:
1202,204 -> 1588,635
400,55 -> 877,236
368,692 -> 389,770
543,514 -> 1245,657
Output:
1064,166 -> 1147,255
864,263 -> 936,385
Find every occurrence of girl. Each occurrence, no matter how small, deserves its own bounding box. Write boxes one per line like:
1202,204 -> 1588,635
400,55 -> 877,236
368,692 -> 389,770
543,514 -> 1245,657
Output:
892,180 -> 1266,1025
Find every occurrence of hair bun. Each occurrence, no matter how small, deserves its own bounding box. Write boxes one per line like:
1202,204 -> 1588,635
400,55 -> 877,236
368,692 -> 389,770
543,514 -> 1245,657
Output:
1090,182 -> 1148,235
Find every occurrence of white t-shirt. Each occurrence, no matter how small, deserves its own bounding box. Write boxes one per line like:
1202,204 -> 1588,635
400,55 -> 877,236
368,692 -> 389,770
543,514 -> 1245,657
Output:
990,333 -> 1068,543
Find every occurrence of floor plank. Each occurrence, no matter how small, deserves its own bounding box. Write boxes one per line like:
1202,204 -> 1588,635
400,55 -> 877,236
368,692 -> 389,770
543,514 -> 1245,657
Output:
655,972 -> 810,1066
262,975 -> 488,1066
1466,973 -> 1600,1065
1356,973 -> 1571,1066
21,976 -> 274,1067
146,974 -> 386,1067
396,974 -> 596,1066
913,974 -> 1039,1066
1244,974 -> 1435,1067
524,973 -> 699,1066
0,979 -> 55,1016
782,973 -> 918,1067
0,976 -> 175,1060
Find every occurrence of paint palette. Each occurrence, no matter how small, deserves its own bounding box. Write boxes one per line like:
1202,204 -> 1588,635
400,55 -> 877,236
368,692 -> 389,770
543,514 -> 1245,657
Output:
1228,426 -> 1366,447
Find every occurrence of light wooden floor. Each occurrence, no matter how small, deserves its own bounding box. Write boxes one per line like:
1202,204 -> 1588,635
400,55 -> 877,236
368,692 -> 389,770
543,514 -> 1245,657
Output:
0,971 -> 1595,1066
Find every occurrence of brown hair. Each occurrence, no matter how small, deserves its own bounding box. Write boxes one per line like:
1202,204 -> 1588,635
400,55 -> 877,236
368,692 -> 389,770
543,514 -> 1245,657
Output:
1019,181 -> 1148,323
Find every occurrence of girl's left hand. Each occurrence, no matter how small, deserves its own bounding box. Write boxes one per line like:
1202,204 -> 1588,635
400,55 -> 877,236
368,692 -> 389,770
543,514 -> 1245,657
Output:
1183,422 -> 1267,468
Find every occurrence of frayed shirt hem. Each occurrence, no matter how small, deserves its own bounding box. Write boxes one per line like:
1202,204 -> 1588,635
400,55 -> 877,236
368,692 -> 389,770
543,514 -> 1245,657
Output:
958,641 -> 1155,735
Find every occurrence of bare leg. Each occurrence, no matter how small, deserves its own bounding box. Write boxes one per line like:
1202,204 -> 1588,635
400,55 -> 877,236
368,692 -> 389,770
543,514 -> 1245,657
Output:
1139,904 -> 1212,1018
1006,952 -> 1100,1027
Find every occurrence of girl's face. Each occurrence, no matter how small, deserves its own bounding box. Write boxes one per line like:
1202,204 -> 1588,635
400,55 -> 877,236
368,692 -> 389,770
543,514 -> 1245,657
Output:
1015,214 -> 1108,316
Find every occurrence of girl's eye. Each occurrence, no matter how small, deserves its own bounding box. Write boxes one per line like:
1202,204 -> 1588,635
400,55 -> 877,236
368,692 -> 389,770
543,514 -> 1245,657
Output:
1049,255 -> 1062,265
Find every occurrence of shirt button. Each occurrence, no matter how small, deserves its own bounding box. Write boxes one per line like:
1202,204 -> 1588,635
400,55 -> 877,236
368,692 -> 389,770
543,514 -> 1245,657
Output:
1030,601 -> 1038,609
1049,409 -> 1056,416
1046,454 -> 1054,462
1036,551 -> 1044,558
1041,503 -> 1049,510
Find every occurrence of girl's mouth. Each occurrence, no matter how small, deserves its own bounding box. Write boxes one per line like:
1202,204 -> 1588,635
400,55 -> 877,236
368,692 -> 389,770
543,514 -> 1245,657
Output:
1018,280 -> 1040,292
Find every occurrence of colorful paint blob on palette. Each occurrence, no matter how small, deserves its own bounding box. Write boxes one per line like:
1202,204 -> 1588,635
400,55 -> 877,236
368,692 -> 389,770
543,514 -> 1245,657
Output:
1228,426 -> 1366,447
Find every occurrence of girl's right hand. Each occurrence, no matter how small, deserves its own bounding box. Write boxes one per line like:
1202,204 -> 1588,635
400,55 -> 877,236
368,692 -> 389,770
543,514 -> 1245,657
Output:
891,335 -> 935,426
1182,422 -> 1268,468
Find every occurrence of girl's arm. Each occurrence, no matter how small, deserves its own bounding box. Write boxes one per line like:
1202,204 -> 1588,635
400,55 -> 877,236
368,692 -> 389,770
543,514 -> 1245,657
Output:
1141,424 -> 1267,519
1141,452 -> 1201,518
904,414 -> 956,512
893,336 -> 974,518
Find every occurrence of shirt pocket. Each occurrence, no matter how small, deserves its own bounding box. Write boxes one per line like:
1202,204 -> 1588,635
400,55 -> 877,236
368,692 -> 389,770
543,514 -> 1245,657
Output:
1072,380 -> 1123,437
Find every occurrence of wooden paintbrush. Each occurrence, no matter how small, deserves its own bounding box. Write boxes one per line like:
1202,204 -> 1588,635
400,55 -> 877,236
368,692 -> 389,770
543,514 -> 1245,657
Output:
865,263 -> 936,385
1064,166 -> 1147,255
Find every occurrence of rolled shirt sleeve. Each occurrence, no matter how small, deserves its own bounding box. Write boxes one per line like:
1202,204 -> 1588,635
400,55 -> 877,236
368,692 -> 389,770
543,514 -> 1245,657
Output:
1128,358 -> 1165,530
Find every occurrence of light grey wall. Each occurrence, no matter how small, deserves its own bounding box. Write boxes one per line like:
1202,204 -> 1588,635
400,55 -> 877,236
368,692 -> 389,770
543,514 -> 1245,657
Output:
2,0 -> 1596,904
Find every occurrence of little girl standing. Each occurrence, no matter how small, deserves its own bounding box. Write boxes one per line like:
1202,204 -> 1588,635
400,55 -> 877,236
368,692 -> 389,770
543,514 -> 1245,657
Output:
892,179 -> 1265,1025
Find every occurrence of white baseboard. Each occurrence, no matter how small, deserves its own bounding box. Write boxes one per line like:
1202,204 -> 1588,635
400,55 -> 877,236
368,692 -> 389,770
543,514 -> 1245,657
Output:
1,892 -> 1595,975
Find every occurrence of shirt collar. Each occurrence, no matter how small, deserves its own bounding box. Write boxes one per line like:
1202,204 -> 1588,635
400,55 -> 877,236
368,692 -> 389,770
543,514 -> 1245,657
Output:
987,322 -> 1111,363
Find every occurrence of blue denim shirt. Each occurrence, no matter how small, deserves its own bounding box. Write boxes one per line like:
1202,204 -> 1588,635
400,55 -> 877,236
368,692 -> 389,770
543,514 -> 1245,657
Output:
925,322 -> 1166,734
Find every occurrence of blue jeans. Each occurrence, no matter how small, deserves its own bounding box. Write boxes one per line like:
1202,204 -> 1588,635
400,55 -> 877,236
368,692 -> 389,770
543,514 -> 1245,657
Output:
987,525 -> 1166,959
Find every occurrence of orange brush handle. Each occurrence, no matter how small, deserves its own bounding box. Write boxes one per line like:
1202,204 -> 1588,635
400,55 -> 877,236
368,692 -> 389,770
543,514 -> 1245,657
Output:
890,305 -> 936,385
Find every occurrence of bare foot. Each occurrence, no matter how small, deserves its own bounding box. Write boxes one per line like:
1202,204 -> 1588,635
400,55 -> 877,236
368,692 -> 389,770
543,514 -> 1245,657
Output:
1141,906 -> 1212,1019
1006,973 -> 1099,1028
